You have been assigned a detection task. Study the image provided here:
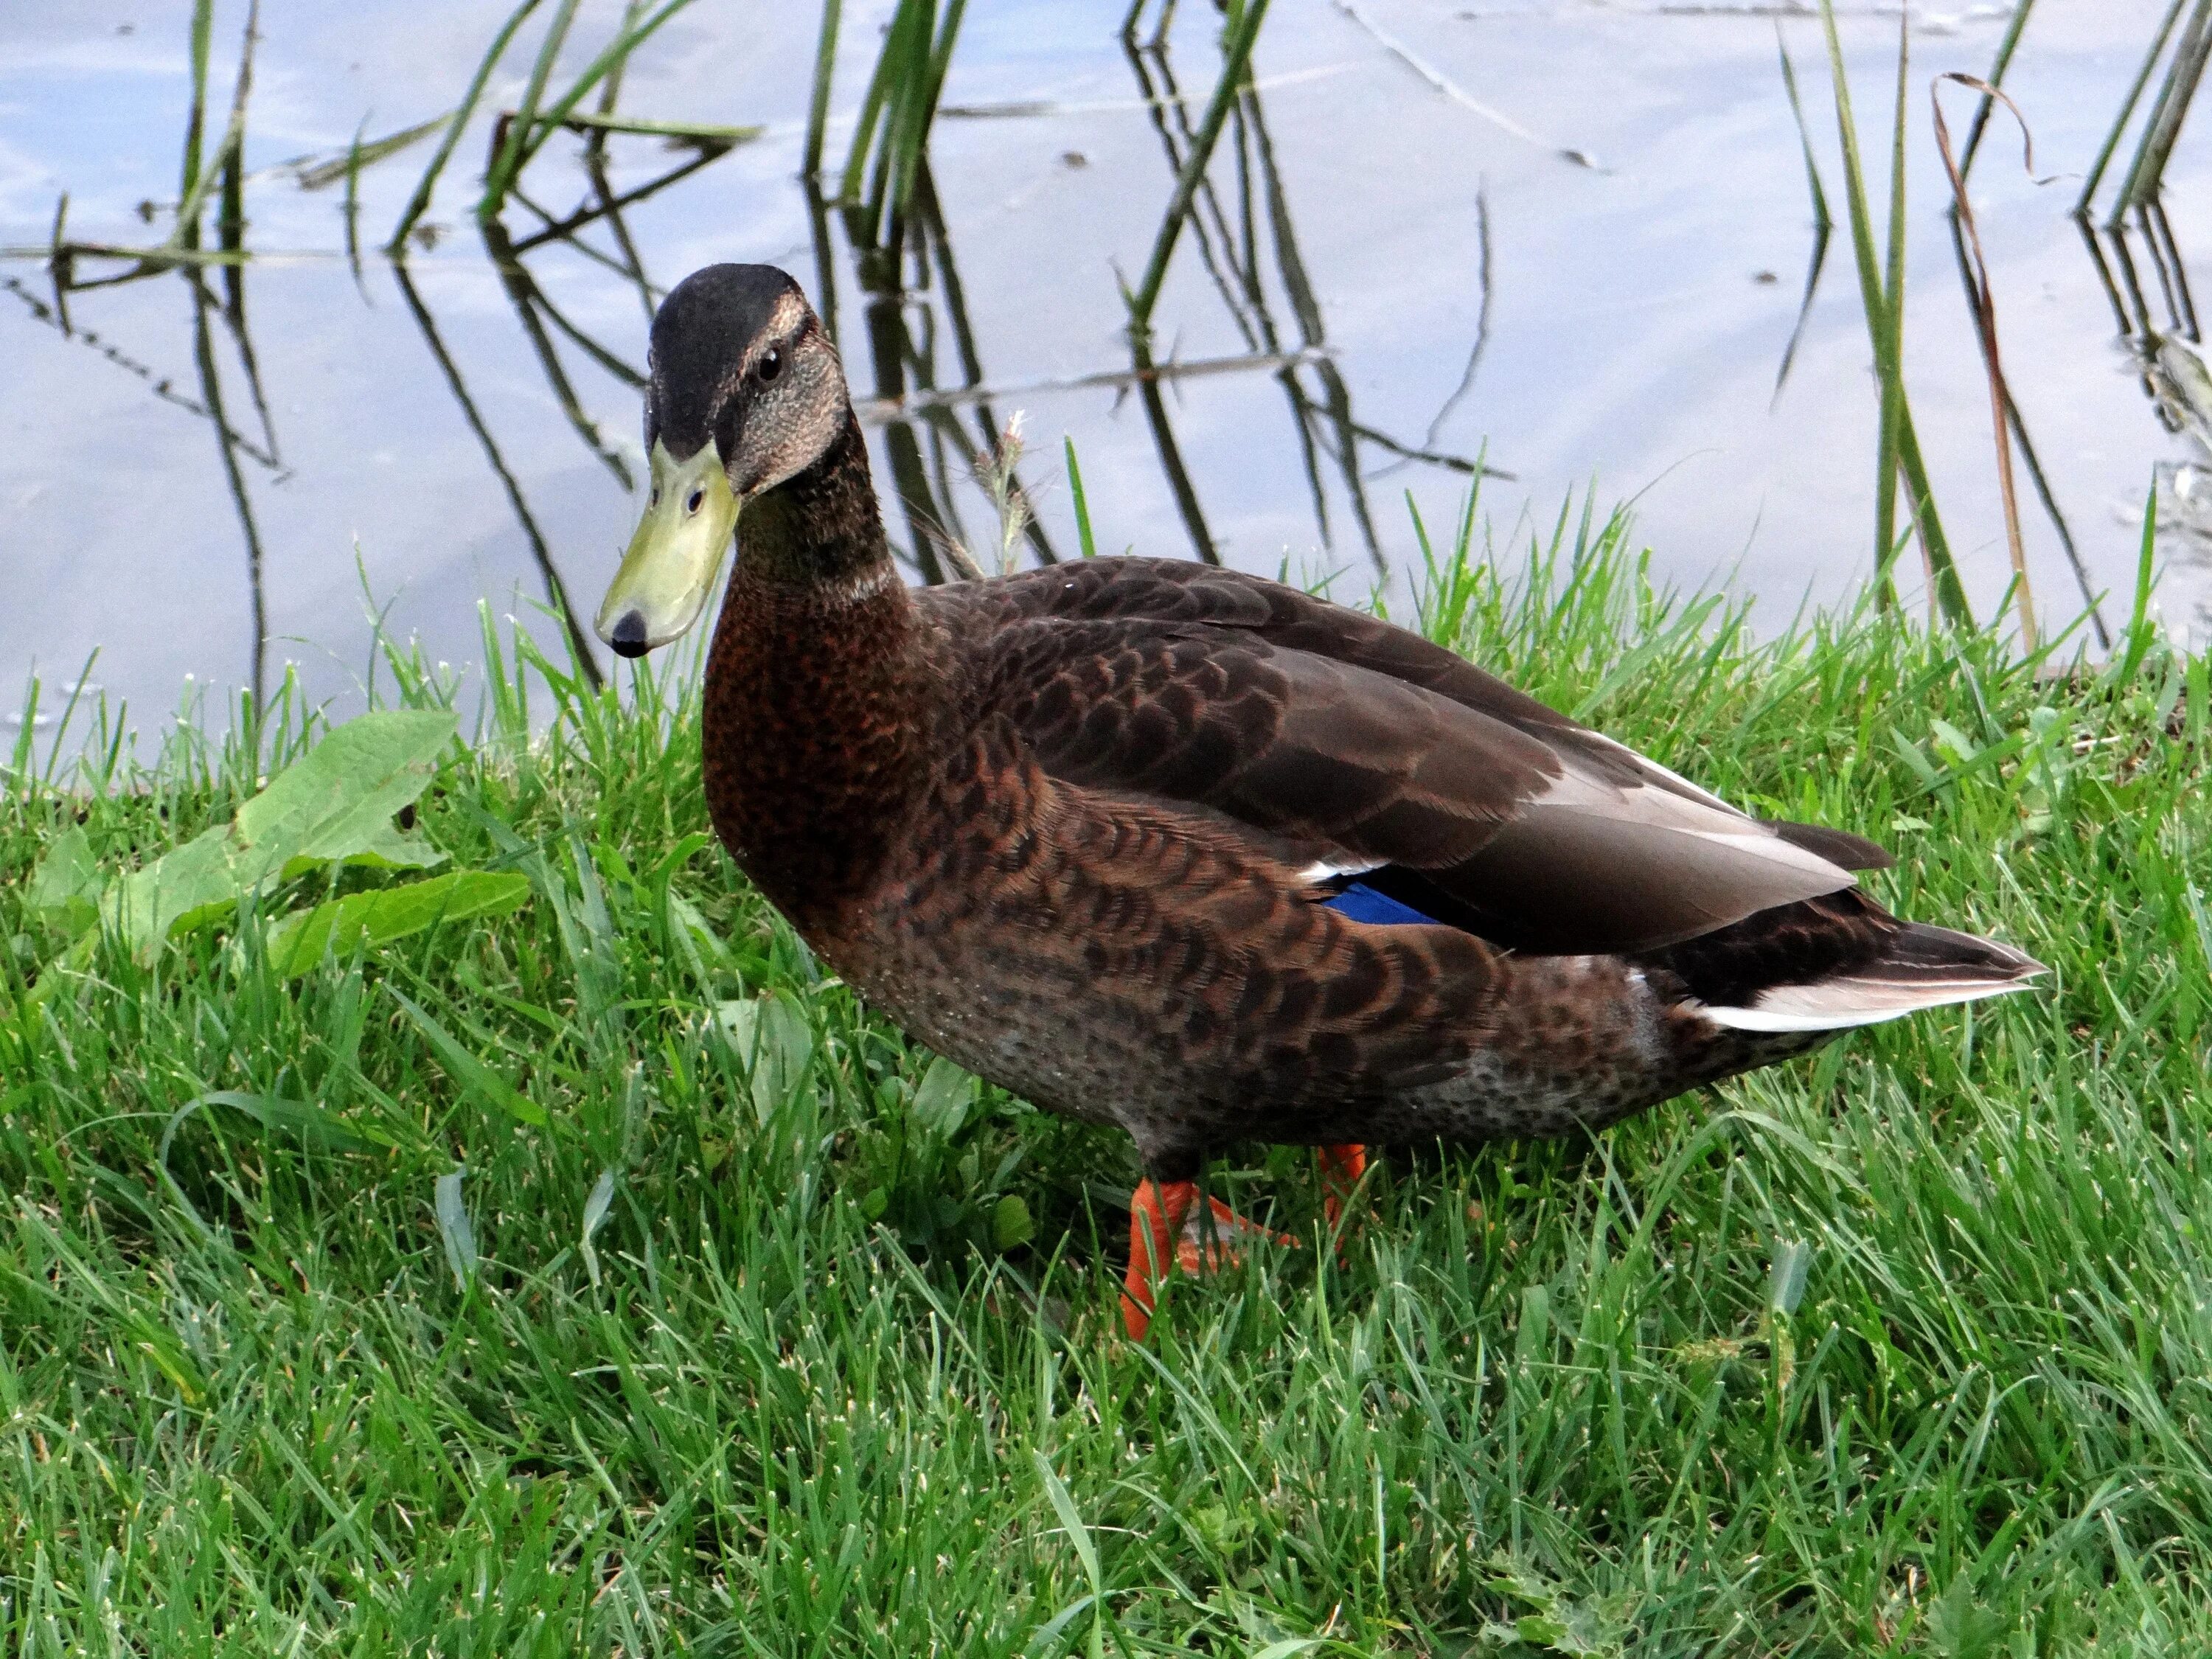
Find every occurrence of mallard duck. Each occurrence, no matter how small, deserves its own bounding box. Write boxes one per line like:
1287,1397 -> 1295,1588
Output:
596,264 -> 2042,1338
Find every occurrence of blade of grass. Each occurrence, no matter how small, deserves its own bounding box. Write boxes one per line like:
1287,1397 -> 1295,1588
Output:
1033,1452 -> 1111,1659
217,94 -> 245,248
586,0 -> 648,164
389,0 -> 542,252
38,650 -> 100,791
837,3 -> 907,207
297,112 -> 453,190
1880,13 -> 1910,594
1933,73 -> 2039,652
1776,24 -> 1832,232
1065,437 -> 1098,558
484,0 -> 707,215
922,0 -> 968,159
508,110 -> 760,145
392,987 -> 549,1129
892,0 -> 970,251
1958,0 -> 2037,181
2143,198 -> 2202,337
866,1 -> 947,249
2119,479 -> 2160,683
341,114 -> 369,281
479,0 -> 583,218
834,0 -> 969,253
1818,0 -> 1969,625
1772,222 -> 1832,406
805,0 -> 843,179
2077,0 -> 2189,214
169,0 -> 260,256
1812,0 -> 1904,594
1127,0 -> 1272,333
178,0 -> 215,249
2111,0 -> 2212,222
434,1168 -> 478,1288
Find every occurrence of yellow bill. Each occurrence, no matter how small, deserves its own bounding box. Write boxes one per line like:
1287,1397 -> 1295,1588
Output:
596,439 -> 739,657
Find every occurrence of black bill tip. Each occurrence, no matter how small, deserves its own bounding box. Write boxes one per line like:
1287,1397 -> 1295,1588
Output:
608,611 -> 650,658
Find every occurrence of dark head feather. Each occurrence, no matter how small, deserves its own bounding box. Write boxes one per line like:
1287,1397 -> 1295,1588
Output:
646,264 -> 849,506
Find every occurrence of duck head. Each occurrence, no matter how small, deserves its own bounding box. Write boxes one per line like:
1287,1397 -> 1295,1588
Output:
594,264 -> 850,658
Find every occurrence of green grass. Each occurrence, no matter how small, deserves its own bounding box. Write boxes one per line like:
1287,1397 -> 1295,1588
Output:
4,501 -> 2211,1655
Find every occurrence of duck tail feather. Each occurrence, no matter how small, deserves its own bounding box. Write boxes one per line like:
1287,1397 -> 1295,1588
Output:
1700,921 -> 2044,1034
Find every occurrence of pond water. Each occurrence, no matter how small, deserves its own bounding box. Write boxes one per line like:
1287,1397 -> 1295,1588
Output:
2,0 -> 2204,745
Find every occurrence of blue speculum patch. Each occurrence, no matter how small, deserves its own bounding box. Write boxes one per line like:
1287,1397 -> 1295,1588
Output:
1319,881 -> 1438,928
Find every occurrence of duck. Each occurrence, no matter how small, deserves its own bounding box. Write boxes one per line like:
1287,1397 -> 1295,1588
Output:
594,263 -> 2042,1338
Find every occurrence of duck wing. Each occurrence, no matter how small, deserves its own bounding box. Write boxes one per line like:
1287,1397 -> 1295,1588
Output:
921,558 -> 1888,956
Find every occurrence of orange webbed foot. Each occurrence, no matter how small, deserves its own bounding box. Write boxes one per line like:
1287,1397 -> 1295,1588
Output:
1121,1177 -> 1298,1340
1317,1143 -> 1368,1234
1122,1178 -> 1193,1340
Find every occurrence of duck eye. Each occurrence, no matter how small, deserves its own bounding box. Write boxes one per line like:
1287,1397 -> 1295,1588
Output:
686,487 -> 704,515
757,346 -> 783,384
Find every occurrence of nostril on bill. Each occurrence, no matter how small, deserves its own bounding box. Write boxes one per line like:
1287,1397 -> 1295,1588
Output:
609,611 -> 650,658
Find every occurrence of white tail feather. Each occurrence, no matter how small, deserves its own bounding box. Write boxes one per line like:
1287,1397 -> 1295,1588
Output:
1700,973 -> 2036,1034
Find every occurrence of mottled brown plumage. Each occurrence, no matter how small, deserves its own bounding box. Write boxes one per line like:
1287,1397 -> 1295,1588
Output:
599,264 -> 2042,1335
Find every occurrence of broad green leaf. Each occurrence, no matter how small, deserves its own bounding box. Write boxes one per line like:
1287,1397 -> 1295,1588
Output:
992,1194 -> 1034,1252
277,825 -> 444,882
27,827 -> 102,931
714,992 -> 816,1124
347,821 -> 447,868
1929,717 -> 1978,765
391,987 -> 549,1127
266,869 -> 530,978
102,824 -> 237,963
911,1054 -> 973,1141
94,709 -> 459,964
1766,1237 -> 1812,1316
1481,1554 -> 1632,1657
232,709 -> 456,884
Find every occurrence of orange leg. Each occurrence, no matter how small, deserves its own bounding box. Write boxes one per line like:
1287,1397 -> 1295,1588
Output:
1121,1178 -> 1299,1340
1122,1178 -> 1194,1340
1317,1143 -> 1368,1230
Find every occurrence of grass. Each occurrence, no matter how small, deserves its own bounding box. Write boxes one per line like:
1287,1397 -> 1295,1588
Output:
1815,0 -> 1970,629
830,0 -> 968,257
383,0 -> 706,251
1930,74 -> 2038,652
5,492 -> 2212,1653
1124,0 -> 1272,337
2104,0 -> 2212,225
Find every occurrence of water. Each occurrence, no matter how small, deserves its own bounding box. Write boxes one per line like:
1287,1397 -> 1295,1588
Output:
2,0 -> 2203,745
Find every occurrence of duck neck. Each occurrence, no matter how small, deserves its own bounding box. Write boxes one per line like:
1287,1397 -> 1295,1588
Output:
727,408 -> 890,589
701,408 -> 930,927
